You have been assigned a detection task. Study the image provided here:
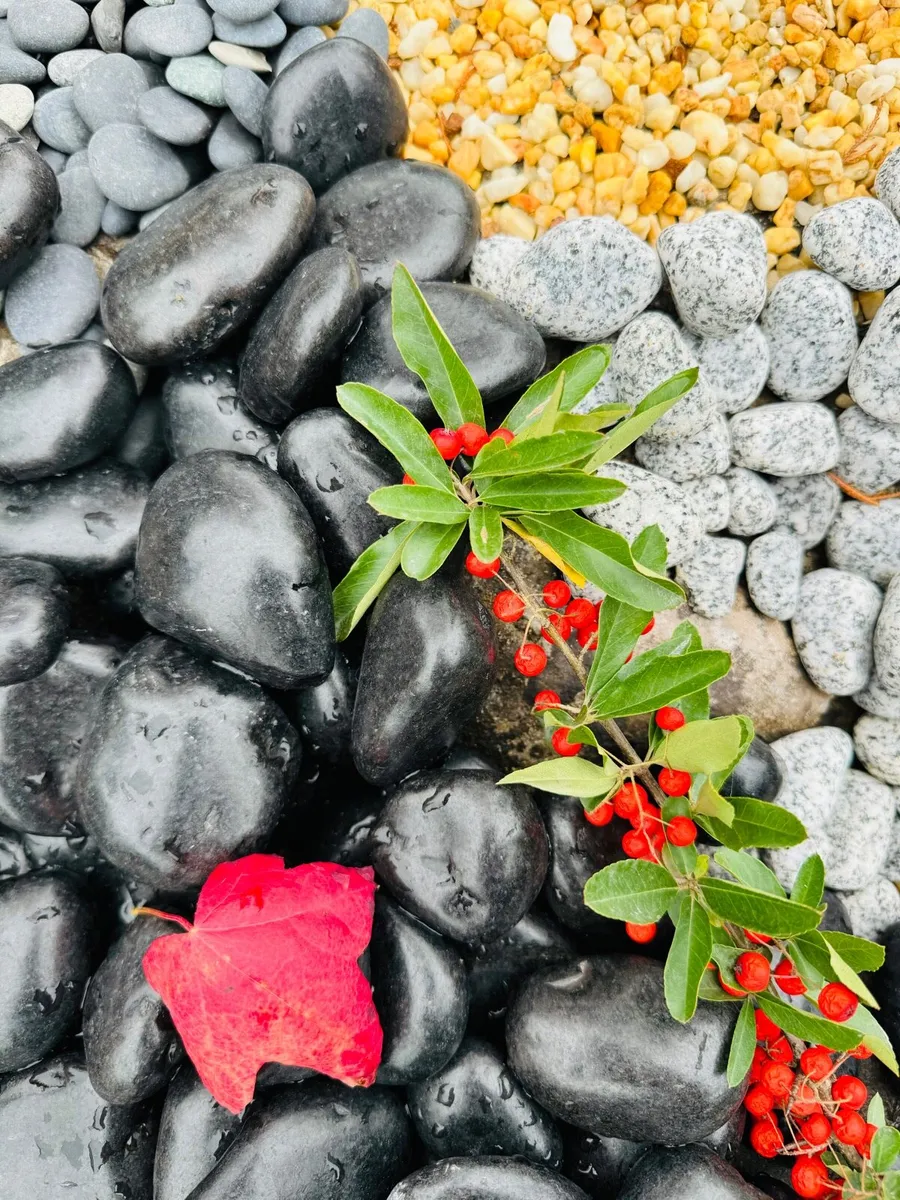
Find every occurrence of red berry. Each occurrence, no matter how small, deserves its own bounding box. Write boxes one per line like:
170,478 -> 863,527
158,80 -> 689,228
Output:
734,951 -> 771,993
543,580 -> 571,608
613,782 -> 648,820
818,982 -> 858,1023
576,624 -> 598,650
832,1107 -> 867,1147
761,1061 -> 794,1099
767,1036 -> 793,1064
800,1114 -> 831,1147
514,643 -> 547,677
552,726 -> 581,757
622,828 -> 651,859
861,1123 -> 878,1158
585,801 -> 614,827
799,1046 -> 833,1082
658,767 -> 691,796
773,957 -> 806,995
747,930 -> 773,944
541,612 -> 572,643
750,1115 -> 784,1158
789,1083 -> 822,1119
402,473 -> 416,485
493,590 -> 525,622
744,1085 -> 775,1117
565,598 -> 597,629
625,921 -> 657,943
458,422 -> 490,456
850,1044 -> 873,1060
642,617 -> 655,635
750,1047 -> 769,1082
831,1076 -> 867,1109
791,1156 -> 830,1199
430,427 -> 462,459
489,427 -> 514,445
465,552 -> 500,579
534,689 -> 562,711
755,1009 -> 781,1043
718,972 -> 747,998
666,815 -> 697,846
655,705 -> 685,731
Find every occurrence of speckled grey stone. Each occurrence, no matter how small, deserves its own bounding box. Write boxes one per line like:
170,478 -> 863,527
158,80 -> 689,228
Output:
802,197 -> 900,291
165,54 -> 226,106
692,474 -> 730,532
874,575 -> 900,696
827,500 -> 900,585
657,210 -> 767,338
222,65 -> 266,136
274,25 -> 325,73
837,405 -> 900,494
208,110 -> 261,169
876,145 -> 900,219
468,234 -> 529,296
137,85 -> 214,146
745,527 -> 803,621
883,810 -> 900,879
100,200 -> 138,237
32,87 -> 90,154
674,534 -> 745,618
337,6 -> 389,57
761,269 -> 857,403
91,0 -> 126,54
213,10 -> 284,45
855,715 -> 900,785
499,217 -> 662,342
848,286 -> 900,425
88,124 -> 195,212
840,876 -> 900,940
51,161 -> 105,247
73,54 -> 151,135
729,403 -> 841,476
209,0 -> 279,18
724,466 -> 777,536
127,5 -> 214,58
634,414 -> 730,482
792,567 -> 881,695
583,460 -> 703,568
822,768 -> 895,890
855,674 -> 900,718
684,322 -> 770,414
278,0 -> 348,23
3,244 -> 99,347
770,474 -> 841,549
7,0 -> 88,54
47,49 -> 104,87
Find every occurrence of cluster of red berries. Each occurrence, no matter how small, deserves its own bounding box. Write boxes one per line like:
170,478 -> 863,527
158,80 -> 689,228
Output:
428,422 -> 515,461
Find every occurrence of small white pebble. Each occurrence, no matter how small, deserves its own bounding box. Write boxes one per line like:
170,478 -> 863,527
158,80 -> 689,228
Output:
547,12 -> 578,61
857,75 -> 895,104
0,83 -> 34,131
575,76 -> 612,110
675,159 -> 706,192
397,18 -> 437,58
637,142 -> 670,170
753,170 -> 789,211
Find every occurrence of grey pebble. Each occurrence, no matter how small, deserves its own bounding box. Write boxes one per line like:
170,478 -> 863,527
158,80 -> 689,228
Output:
822,768 -> 895,891
724,466 -> 777,537
138,85 -> 214,146
837,405 -> 900,494
848,287 -> 900,425
137,200 -> 174,230
840,877 -> 900,941
769,473 -> 841,549
47,49 -> 104,87
91,0 -> 126,54
855,673 -> 900,719
0,42 -> 45,86
583,460 -> 703,567
633,413 -> 730,482
38,145 -> 68,174
874,574 -> 900,696
467,233 -> 529,295
32,86 -> 90,154
127,4 -> 214,58
792,567 -> 881,695
3,243 -> 99,347
101,199 -> 138,236
165,54 -> 226,106
656,210 -> 767,338
209,0 -> 279,18
213,10 -> 284,45
7,0 -> 88,54
274,25 -> 326,72
854,714 -> 900,785
73,54 -> 151,132
745,527 -> 804,621
761,269 -> 857,402
51,161 -> 105,247
88,123 -> 196,212
875,144 -> 900,219
278,0 -> 349,23
691,474 -> 730,532
802,197 -> 900,292
685,322 -> 769,414
827,500 -> 900,586
337,7 -> 389,58
729,402 -> 841,476
207,110 -> 261,169
222,65 -> 266,136
674,534 -> 745,618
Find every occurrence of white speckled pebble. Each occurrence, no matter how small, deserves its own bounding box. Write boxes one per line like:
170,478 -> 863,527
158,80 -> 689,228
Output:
882,807 -> 900,880
724,466 -> 777,537
827,500 -> 900,585
657,210 -> 767,338
875,144 -> 900,221
874,575 -> 900,696
634,414 -> 730,482
848,286 -> 900,425
802,197 -> 900,292
761,269 -> 857,403
837,405 -> 900,494
674,534 -> 745,618
468,234 -> 529,297
729,402 -> 841,477
855,714 -> 900,785
745,527 -> 803,620
0,80 -> 31,128
822,769 -> 895,891
856,674 -> 900,718
583,460 -> 703,568
792,567 -> 881,695
769,474 -> 841,549
685,323 -> 770,414
690,474 -> 730,532
839,876 -> 900,940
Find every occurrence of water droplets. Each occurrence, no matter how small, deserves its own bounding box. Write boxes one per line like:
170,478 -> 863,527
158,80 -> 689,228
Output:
436,1083 -> 455,1107
421,789 -> 451,814
497,1070 -> 515,1101
325,1155 -> 344,1182
83,511 -> 116,542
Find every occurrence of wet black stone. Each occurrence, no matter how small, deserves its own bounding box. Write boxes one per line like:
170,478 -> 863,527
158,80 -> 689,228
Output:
0,120 -> 60,289
0,871 -> 93,1072
540,795 -> 627,940
352,568 -> 496,787
240,246 -> 364,424
82,915 -> 184,1105
0,557 -> 69,685
871,922 -> 900,1051
134,450 -> 334,688
371,893 -> 467,1086
618,1146 -> 768,1200
564,1130 -> 646,1199
311,163 -> 480,301
388,1156 -> 591,1199
0,825 -> 29,879
77,635 -> 302,891
154,1065 -> 244,1200
0,638 -> 120,834
113,394 -> 169,478
409,1035 -> 563,1168
261,38 -> 407,194
101,164 -> 315,364
370,767 -> 548,945
300,770 -> 383,867
721,736 -> 784,802
287,648 -> 356,764
467,909 -> 575,1029
506,955 -> 744,1143
162,359 -> 276,460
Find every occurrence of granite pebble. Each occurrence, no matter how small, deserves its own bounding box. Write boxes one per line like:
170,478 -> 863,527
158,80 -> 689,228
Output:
7,0 -> 88,54
213,10 -> 284,46
729,402 -> 841,476
792,567 -> 881,695
848,286 -> 900,425
855,673 -> 900,719
32,86 -> 90,154
854,715 -> 900,786
337,6 -> 389,57
876,144 -> 900,217
278,0 -> 349,22
827,500 -> 900,585
686,322 -> 770,414
724,466 -> 778,536
769,473 -> 841,549
674,534 -> 745,618
47,49 -> 104,88
761,269 -> 857,402
822,768 -> 895,890
222,65 -> 267,136
583,460 -> 703,567
208,110 -> 261,168
634,414 -> 730,482
837,405 -> 900,494
3,244 -> 99,347
692,474 -> 731,532
165,53 -> 226,106
51,161 -> 105,247
840,876 -> 900,941
467,233 -> 529,296
745,527 -> 803,621
137,85 -> 214,145
874,575 -> 900,696
802,197 -> 900,291
91,0 -> 126,54
0,80 -> 30,129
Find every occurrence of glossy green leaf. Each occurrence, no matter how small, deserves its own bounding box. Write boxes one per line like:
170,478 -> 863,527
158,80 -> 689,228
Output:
585,597 -> 652,702
664,893 -> 712,1023
505,344 -> 612,434
556,406 -> 630,432
368,484 -> 469,524
791,855 -> 825,910
788,933 -> 831,992
583,860 -> 679,924
468,505 -> 504,563
632,524 -> 668,574
692,780 -> 735,826
469,431 -> 604,477
479,471 -> 626,512
714,849 -> 785,897
884,1172 -> 900,1200
337,382 -> 455,493
868,1093 -> 887,1128
822,930 -> 886,974
591,650 -> 732,719
400,521 -> 465,580
844,1003 -> 898,1074
694,794 -> 807,851
332,520 -> 417,640
665,716 -> 745,775
755,994 -> 863,1053
499,756 -> 620,798
873,1129 -> 900,1175
727,999 -> 757,1087
699,877 -> 822,936
585,368 -> 700,470
828,943 -> 879,1007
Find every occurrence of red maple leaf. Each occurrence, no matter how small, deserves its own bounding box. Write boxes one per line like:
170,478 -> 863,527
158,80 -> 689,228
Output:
137,854 -> 383,1113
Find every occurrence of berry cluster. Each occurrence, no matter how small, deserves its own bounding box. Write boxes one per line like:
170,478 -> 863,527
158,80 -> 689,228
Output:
430,423 -> 514,461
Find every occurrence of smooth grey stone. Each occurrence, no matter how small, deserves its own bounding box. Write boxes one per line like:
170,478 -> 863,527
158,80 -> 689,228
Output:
0,41 -> 45,86
838,404 -> 900,493
388,1158 -> 589,1200
73,54 -> 152,133
856,672 -> 900,718
842,877 -> 900,940
822,768 -> 895,890
684,323 -> 769,414
47,49 -> 104,87
165,53 -> 226,106
468,236 -> 530,301
91,0 -> 126,53
618,1146 -> 766,1200
802,197 -> 900,291
209,0 -> 278,18
51,161 -> 105,246
875,574 -> 900,694
761,269 -> 857,402
101,199 -> 138,236
849,286 -> 900,425
7,0 -> 89,54
584,460 -> 703,567
138,85 -> 213,146
657,210 -> 767,338
32,86 -> 91,154
273,24 -> 325,72
38,144 -> 68,174
724,466 -> 777,537
278,0 -> 348,22
162,358 -> 276,459
792,567 -> 881,695
855,714 -> 900,785
729,402 -> 840,476
827,499 -> 900,585
88,123 -> 196,212
212,9 -> 284,45
0,120 -> 60,289
634,415 -> 730,483
208,109 -> 261,169
693,473 -> 730,532
745,527 -> 803,620
337,6 -> 389,57
4,243 -> 98,347
153,1066 -> 244,1200
675,534 -> 745,618
127,4 -> 213,57
222,64 -> 266,135
770,473 -> 841,549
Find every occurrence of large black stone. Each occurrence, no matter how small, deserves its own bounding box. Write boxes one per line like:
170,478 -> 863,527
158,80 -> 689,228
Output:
721,736 -> 784,802
564,1130 -> 647,1199
287,648 -> 356,764
872,922 -> 900,1051
540,795 -> 627,939
240,247 -> 364,425
262,39 -> 407,194
114,394 -> 169,478
352,568 -> 496,787
162,359 -> 276,461
300,769 -> 383,867
0,342 -> 138,481
134,450 -> 334,688
341,282 -> 546,421
0,556 -> 69,685
0,120 -> 59,289
101,165 -> 315,364
617,1146 -> 768,1200
467,909 -> 575,1028
153,1066 -> 244,1200
506,955 -> 744,1143
387,1157 -> 591,1199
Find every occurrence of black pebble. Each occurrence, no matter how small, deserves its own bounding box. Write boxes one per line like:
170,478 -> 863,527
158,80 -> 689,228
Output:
721,736 -> 784,802
162,358 -> 276,461
0,119 -> 60,289
0,556 -> 69,685
617,1145 -> 768,1200
388,1156 -> 591,1199
154,1065 -> 245,1200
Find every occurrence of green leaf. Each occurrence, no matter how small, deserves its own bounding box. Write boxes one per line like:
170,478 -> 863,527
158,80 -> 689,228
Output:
518,370 -> 565,442
632,524 -> 668,574
583,860 -> 679,924
664,893 -> 712,1023
469,431 -> 604,477
665,717 -> 745,775
868,1094 -> 886,1128
756,994 -> 864,1053
585,368 -> 700,470
336,382 -> 455,493
791,855 -> 825,910
872,1129 -> 900,1175
727,999 -> 757,1087
698,968 -> 739,1002
498,756 -> 620,798
504,344 -> 612,434
822,930 -> 886,974
556,406 -> 630,432
828,943 -> 879,1007
695,794 -> 807,851
585,598 -> 651,702
885,1172 -> 900,1200
844,1003 -> 899,1074
479,471 -> 626,512
711,715 -> 755,792
400,521 -> 465,580
368,484 -> 469,524
591,651 -> 732,719
789,933 -> 831,992
332,521 -> 417,640
390,264 -> 484,428
468,505 -> 504,563
693,780 -> 736,826
699,877 -> 822,936
713,849 -> 785,897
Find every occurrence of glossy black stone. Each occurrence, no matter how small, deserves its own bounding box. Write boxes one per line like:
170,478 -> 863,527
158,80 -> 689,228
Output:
240,247 -> 364,424
506,955 -> 744,1143
872,923 -> 900,1051
341,282 -> 546,421
467,910 -> 575,1028
0,1053 -> 158,1198
101,165 -> 315,364
154,1065 -> 244,1200
371,893 -> 467,1085
564,1130 -> 646,1199
287,648 -> 356,764
0,342 -> 138,482
162,359 -> 277,461
189,1078 -> 414,1199
540,795 -> 626,938
0,825 -> 29,879
0,120 -> 60,289
617,1146 -> 768,1200
77,635 -> 301,891
721,736 -> 784,802
135,450 -> 334,689
370,767 -> 548,945
262,39 -> 408,194
113,394 -> 169,478
311,163 -> 480,301
352,568 -> 496,787
0,557 -> 69,685
0,638 -> 120,834
0,871 -> 93,1072
82,915 -> 184,1105
0,459 -> 150,576
388,1157 -> 591,1199
278,407 -> 401,580
301,772 -> 383,867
